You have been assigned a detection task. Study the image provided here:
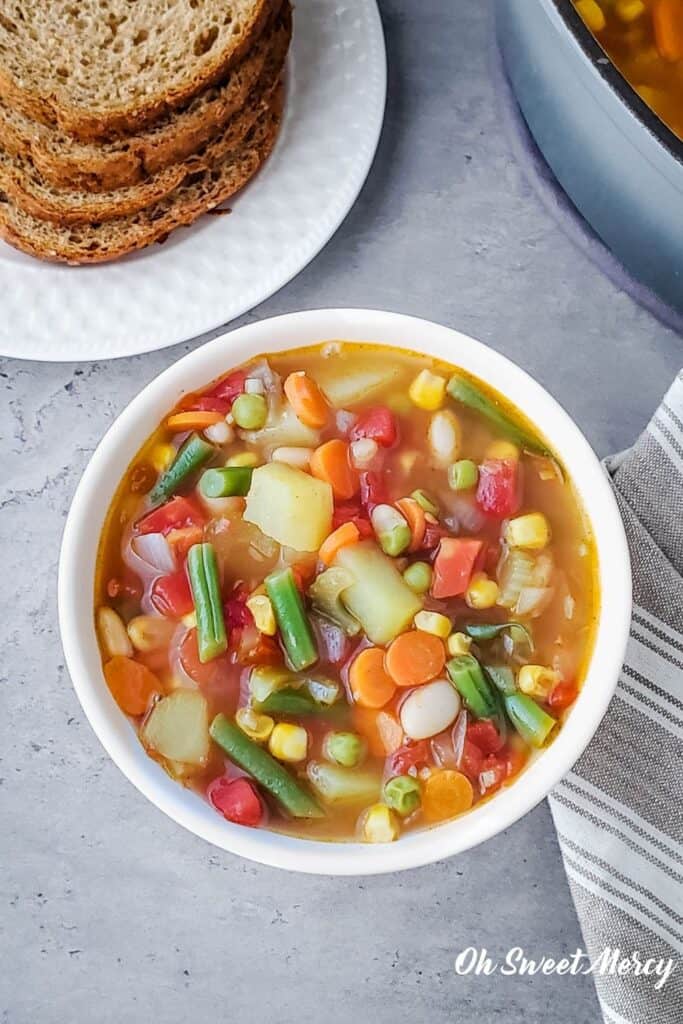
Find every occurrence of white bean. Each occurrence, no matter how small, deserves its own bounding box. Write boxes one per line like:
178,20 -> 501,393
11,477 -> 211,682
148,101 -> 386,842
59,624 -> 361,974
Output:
271,446 -> 314,470
400,680 -> 461,740
350,438 -> 379,469
97,607 -> 133,659
127,615 -> 176,653
428,410 -> 461,466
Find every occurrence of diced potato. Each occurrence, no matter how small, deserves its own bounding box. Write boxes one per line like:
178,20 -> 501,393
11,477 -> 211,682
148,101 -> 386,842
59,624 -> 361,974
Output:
244,463 -> 333,551
141,690 -> 210,766
334,540 -> 422,645
315,361 -> 400,407
242,405 -> 320,449
306,760 -> 382,804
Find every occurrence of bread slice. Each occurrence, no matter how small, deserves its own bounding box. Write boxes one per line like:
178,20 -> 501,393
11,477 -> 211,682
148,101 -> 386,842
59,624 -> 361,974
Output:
0,1 -> 291,192
0,35 -> 285,224
0,0 -> 276,141
0,86 -> 282,264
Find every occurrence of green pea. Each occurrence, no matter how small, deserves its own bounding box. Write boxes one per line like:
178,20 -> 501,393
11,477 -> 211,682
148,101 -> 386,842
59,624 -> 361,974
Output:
448,459 -> 479,491
403,561 -> 433,594
384,775 -> 421,817
232,393 -> 268,430
323,731 -> 367,768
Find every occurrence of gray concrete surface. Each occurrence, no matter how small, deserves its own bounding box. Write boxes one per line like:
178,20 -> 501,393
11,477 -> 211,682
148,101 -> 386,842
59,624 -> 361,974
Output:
1,2 -> 681,1022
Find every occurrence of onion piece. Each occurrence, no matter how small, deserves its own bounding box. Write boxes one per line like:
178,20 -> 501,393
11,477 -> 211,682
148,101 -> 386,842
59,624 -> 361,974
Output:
515,586 -> 554,618
452,709 -> 469,768
132,532 -> 176,573
336,409 -> 358,435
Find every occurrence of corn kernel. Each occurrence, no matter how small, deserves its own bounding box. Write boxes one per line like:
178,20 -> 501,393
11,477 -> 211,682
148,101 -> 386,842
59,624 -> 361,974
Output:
485,440 -> 519,461
181,611 -> 197,629
518,665 -> 560,700
575,0 -> 606,32
447,631 -> 472,657
409,369 -> 447,411
150,443 -> 176,473
268,723 -> 308,763
246,594 -> 277,636
465,573 -> 499,610
616,0 -> 645,22
414,610 -> 452,639
236,706 -> 274,743
226,451 -> 260,468
505,512 -> 551,551
360,803 -> 400,843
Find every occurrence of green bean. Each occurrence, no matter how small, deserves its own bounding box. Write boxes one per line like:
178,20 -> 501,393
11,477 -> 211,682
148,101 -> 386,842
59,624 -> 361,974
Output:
447,374 -> 550,456
504,693 -> 557,747
187,543 -> 227,663
199,466 -> 253,498
484,665 -> 516,697
257,688 -> 330,716
209,715 -> 324,818
447,654 -> 507,739
465,621 -> 533,651
265,568 -> 318,671
149,433 -> 214,504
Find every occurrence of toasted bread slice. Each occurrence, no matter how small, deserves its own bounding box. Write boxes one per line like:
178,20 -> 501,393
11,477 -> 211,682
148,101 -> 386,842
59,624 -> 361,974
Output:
0,1 -> 291,192
0,0 -> 276,141
0,43 -> 284,223
0,87 -> 282,264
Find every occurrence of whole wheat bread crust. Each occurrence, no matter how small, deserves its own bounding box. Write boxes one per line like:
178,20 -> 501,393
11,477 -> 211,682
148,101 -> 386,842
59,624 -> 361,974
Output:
0,90 -> 282,263
0,52 -> 283,223
0,0 -> 278,141
0,3 -> 290,192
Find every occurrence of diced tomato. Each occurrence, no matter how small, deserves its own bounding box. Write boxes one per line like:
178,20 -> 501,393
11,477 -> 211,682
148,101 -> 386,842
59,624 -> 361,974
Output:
136,496 -> 206,536
359,471 -> 390,512
208,370 -> 247,405
389,739 -> 431,776
290,562 -> 318,591
466,720 -> 504,755
548,680 -> 579,711
166,525 -> 204,562
431,538 -> 484,598
351,406 -> 398,448
151,570 -> 194,617
207,776 -> 263,827
503,744 -> 528,779
224,595 -> 253,631
478,754 -> 507,794
483,542 -> 501,576
459,739 -> 485,783
333,502 -> 373,537
476,459 -> 521,518
180,395 -> 231,415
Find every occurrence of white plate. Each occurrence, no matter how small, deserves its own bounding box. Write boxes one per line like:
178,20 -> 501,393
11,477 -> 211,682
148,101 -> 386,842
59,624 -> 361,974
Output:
0,0 -> 386,362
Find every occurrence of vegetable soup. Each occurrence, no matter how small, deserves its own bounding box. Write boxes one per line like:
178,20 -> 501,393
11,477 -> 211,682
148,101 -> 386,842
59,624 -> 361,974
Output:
573,0 -> 683,140
95,343 -> 598,843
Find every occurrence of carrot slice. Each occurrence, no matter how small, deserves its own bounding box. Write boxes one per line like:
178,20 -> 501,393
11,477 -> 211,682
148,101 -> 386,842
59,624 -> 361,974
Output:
283,372 -> 329,429
395,497 -> 426,552
422,770 -> 473,822
352,707 -> 404,756
319,521 -> 360,566
310,439 -> 359,500
385,630 -> 446,688
653,0 -> 683,61
104,656 -> 161,716
349,647 -> 397,708
166,411 -> 225,431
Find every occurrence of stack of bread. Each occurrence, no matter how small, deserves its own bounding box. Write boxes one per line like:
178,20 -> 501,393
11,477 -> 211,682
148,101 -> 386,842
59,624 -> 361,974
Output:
0,0 -> 291,264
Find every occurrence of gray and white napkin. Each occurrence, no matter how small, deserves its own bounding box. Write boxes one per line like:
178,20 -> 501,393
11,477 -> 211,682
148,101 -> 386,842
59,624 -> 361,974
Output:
549,372 -> 683,1023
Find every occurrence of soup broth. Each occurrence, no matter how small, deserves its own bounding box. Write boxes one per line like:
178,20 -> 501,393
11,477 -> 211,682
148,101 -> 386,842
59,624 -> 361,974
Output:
573,0 -> 683,140
95,342 -> 598,843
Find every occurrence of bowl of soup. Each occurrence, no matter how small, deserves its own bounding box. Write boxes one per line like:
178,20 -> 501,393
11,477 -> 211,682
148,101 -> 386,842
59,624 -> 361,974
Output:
495,0 -> 683,315
58,309 -> 631,873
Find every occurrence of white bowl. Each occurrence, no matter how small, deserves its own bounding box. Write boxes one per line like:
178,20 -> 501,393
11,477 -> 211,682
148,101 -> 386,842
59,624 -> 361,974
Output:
58,309 -> 631,874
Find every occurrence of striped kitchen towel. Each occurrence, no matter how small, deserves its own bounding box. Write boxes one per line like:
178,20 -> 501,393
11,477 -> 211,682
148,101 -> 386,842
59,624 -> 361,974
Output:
549,371 -> 683,1024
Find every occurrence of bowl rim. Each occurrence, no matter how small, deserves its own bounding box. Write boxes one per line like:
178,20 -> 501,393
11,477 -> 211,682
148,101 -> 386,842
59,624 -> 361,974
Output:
58,308 -> 632,875
550,0 -> 683,164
